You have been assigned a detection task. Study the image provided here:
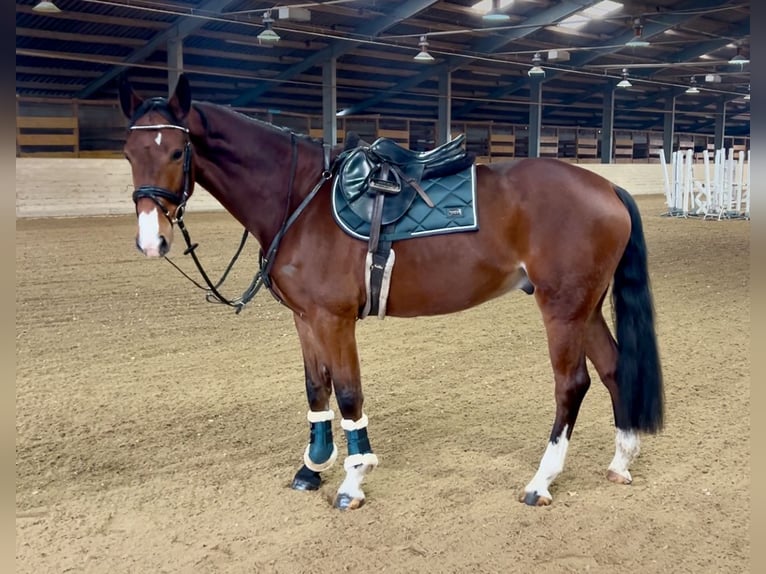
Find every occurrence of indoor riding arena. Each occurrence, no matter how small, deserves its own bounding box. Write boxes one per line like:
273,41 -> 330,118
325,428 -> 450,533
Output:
16,1 -> 750,573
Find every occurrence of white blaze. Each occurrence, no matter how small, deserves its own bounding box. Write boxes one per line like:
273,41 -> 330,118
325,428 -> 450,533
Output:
154,132 -> 162,146
137,208 -> 162,256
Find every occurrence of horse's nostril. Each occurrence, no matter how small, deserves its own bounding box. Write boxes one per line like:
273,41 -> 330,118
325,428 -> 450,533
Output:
158,235 -> 169,256
135,237 -> 142,252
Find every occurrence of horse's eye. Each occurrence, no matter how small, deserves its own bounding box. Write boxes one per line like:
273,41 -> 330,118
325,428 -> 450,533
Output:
171,149 -> 183,161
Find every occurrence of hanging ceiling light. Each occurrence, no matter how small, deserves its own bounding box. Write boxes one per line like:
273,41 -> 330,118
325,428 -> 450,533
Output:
616,68 -> 632,88
257,10 -> 280,46
483,0 -> 511,22
728,46 -> 749,65
527,52 -> 545,77
33,0 -> 61,12
685,76 -> 700,94
413,35 -> 435,62
625,17 -> 650,47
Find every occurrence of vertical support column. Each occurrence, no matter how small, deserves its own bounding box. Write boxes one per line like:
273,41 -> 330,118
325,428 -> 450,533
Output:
663,95 -> 676,164
601,82 -> 615,164
528,78 -> 542,158
713,98 -> 726,151
167,34 -> 184,95
322,58 -> 338,145
437,70 -> 452,144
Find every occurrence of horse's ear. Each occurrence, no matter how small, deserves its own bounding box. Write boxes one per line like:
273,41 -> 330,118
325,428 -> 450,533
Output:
168,74 -> 192,120
118,74 -> 142,120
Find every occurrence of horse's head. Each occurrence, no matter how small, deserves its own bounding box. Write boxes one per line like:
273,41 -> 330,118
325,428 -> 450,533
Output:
119,74 -> 195,257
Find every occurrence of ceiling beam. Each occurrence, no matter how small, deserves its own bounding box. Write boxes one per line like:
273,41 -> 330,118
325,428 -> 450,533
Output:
615,22 -> 749,114
337,0 -> 600,117
452,0 -> 734,119
230,0 -> 440,107
16,27 -> 146,47
76,0 -> 239,99
524,21 -> 750,122
16,4 -> 168,29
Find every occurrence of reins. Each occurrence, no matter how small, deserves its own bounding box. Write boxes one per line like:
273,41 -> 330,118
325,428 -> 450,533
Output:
128,113 -> 333,314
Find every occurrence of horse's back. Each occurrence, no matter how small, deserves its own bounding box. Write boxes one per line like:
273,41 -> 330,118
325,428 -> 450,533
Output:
481,157 -> 626,210
473,157 -> 632,291
378,157 -> 632,317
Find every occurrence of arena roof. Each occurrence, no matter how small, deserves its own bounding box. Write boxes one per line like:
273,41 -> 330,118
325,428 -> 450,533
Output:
16,0 -> 751,135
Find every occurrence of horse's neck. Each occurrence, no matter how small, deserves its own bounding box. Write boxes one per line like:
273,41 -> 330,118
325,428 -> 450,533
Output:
189,104 -> 321,248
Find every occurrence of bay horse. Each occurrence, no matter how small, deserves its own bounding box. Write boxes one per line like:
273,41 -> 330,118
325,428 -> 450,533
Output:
118,74 -> 663,509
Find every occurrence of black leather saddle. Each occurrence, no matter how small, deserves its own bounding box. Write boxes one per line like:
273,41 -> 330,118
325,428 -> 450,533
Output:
334,133 -> 473,228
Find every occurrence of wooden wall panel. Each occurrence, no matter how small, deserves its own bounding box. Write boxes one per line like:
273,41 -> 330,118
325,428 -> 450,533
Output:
16,158 -> 224,218
17,158 -> 677,218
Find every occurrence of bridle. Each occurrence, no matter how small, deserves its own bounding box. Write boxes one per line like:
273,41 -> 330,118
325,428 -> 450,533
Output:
129,123 -> 193,224
127,114 -> 262,312
126,105 -> 334,314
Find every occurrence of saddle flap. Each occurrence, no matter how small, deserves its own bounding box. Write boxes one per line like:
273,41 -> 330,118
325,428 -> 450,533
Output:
336,148 -> 419,225
339,148 -> 374,203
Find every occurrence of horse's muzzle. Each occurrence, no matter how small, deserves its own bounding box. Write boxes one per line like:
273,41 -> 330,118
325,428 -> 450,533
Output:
136,234 -> 169,258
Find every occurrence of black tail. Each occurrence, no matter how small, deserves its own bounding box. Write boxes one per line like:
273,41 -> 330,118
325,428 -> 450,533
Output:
611,186 -> 664,433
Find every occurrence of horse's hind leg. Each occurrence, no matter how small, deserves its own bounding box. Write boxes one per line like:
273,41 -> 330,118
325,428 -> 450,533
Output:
584,299 -> 640,485
521,314 -> 591,506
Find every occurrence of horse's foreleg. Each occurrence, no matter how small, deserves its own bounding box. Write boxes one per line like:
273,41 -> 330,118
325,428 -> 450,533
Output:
291,363 -> 338,491
291,319 -> 339,492
293,311 -> 378,509
521,317 -> 591,506
584,310 -> 641,485
334,410 -> 378,510
331,354 -> 378,510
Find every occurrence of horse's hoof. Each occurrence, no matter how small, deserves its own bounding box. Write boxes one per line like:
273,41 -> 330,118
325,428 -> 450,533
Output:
607,469 -> 632,485
291,477 -> 320,491
519,490 -> 552,506
333,493 -> 365,510
291,465 -> 322,491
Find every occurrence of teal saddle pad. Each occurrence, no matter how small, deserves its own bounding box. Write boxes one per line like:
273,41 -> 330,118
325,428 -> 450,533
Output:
331,165 -> 478,242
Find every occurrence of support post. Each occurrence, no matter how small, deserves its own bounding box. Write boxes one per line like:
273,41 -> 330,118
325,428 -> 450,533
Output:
528,78 -> 542,158
663,96 -> 676,164
713,98 -> 726,151
601,82 -> 615,164
437,71 -> 452,144
167,35 -> 184,95
322,58 -> 338,145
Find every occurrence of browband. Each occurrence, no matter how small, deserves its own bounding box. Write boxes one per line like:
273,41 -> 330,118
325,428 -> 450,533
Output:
129,124 -> 189,133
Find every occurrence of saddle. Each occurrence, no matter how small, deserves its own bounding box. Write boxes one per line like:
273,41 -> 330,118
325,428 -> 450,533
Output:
333,132 -> 475,319
336,133 -> 473,238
